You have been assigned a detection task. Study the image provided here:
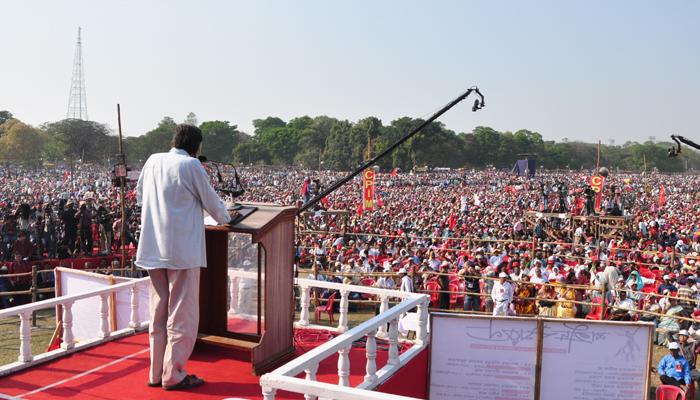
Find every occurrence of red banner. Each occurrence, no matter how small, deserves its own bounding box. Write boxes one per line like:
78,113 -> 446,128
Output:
590,175 -> 605,210
363,170 -> 376,211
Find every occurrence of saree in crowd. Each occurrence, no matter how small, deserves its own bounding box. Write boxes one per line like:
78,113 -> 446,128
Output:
556,287 -> 577,318
515,284 -> 537,315
537,286 -> 557,317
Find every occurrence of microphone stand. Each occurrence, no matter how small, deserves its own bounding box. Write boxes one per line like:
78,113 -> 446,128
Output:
297,86 -> 485,215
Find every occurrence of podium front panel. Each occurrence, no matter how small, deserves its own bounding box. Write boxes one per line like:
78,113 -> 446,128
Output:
227,232 -> 265,336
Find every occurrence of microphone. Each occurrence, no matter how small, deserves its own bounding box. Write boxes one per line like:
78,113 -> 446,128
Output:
198,155 -> 245,197
668,135 -> 682,158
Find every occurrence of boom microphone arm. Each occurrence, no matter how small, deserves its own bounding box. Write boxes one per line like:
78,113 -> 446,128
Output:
668,135 -> 700,157
297,86 -> 486,215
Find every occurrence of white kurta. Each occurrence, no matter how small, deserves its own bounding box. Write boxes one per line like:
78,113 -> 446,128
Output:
135,148 -> 231,270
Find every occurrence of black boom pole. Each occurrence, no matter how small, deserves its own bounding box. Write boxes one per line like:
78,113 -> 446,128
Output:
297,86 -> 485,215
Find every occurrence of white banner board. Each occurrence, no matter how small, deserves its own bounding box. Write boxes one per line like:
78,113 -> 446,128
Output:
429,315 -> 537,400
429,314 -> 652,400
540,320 -> 651,400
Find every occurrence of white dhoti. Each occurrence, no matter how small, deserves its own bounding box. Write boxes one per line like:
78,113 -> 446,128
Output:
493,300 -> 510,316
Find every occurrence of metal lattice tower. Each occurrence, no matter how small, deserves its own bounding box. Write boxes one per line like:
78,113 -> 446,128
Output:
66,27 -> 88,120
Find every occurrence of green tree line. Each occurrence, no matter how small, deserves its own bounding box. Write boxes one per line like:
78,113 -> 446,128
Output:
1,109 -> 698,172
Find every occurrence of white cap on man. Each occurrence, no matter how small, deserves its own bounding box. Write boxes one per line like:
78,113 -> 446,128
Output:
679,330 -> 690,337
668,342 -> 680,350
498,272 -> 508,278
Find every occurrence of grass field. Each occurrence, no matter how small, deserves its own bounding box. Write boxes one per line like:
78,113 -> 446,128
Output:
0,309 -> 57,366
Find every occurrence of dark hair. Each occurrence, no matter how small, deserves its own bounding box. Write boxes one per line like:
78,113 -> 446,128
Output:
171,124 -> 203,156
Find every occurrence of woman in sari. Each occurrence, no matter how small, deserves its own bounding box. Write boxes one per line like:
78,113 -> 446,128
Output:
515,275 -> 537,315
657,296 -> 685,345
537,280 -> 558,317
556,274 -> 577,319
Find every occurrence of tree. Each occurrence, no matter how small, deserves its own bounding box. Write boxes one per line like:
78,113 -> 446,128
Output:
0,121 -> 45,165
42,119 -> 114,162
323,120 -> 354,170
184,112 -> 198,126
295,116 -> 338,168
199,120 -> 242,162
233,136 -> 269,165
252,117 -> 286,136
0,110 -> 12,127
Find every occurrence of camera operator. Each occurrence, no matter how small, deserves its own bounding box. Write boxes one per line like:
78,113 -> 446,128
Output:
96,204 -> 114,255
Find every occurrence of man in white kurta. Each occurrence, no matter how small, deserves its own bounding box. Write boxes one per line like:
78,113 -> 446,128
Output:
491,272 -> 514,316
136,125 -> 231,390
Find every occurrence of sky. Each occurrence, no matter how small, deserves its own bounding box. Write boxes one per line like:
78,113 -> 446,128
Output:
1,1 -> 699,143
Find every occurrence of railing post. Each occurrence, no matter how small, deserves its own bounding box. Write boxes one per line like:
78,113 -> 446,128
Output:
416,297 -> 429,345
31,265 -> 38,327
304,363 -> 319,400
338,289 -> 349,333
98,293 -> 110,339
364,328 -> 378,385
299,285 -> 311,326
18,312 -> 33,362
377,295 -> 389,337
129,285 -> 139,328
229,276 -> 239,314
338,345 -> 350,387
61,301 -> 75,350
387,318 -> 399,366
262,385 -> 277,400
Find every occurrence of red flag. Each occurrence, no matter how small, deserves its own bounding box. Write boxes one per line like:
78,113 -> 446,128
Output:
448,211 -> 457,230
321,196 -> 330,208
357,202 -> 364,216
301,177 -> 309,197
390,168 -> 398,177
377,193 -> 384,208
659,185 -> 665,208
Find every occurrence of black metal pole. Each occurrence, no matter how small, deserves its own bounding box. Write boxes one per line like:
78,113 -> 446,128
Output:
117,104 -> 128,272
297,86 -> 484,215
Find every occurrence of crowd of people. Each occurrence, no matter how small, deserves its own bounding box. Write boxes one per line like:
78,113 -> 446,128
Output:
236,166 -> 700,342
2,162 -> 700,337
0,162 -> 140,308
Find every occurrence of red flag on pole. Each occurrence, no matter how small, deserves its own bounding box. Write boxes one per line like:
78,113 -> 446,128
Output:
357,202 -> 364,216
659,185 -> 665,208
390,168 -> 398,177
448,211 -> 457,230
301,177 -> 309,197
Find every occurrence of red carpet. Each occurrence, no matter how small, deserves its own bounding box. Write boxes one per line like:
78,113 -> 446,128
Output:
0,330 -> 427,399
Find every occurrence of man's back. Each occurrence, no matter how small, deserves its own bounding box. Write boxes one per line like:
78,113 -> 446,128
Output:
135,148 -> 230,270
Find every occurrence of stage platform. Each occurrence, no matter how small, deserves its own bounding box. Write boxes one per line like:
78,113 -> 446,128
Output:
0,328 -> 428,399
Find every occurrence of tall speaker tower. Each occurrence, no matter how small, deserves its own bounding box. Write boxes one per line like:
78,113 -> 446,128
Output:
67,27 -> 88,120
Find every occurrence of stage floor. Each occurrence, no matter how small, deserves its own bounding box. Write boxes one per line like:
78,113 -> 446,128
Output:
0,328 -> 427,399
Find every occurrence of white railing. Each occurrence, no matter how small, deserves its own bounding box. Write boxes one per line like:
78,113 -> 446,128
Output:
259,277 -> 429,400
0,277 -> 150,376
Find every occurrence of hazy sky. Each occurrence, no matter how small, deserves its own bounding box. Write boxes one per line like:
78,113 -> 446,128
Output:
2,1 -> 698,142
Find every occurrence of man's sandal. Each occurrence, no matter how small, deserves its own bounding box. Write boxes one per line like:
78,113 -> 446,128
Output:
147,381 -> 161,387
163,374 -> 205,391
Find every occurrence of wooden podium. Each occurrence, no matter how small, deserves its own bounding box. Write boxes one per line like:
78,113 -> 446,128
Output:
198,203 -> 296,375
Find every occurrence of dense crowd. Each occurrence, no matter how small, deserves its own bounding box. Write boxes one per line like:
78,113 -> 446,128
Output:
235,165 -> 700,342
2,162 -> 700,337
0,162 -> 140,307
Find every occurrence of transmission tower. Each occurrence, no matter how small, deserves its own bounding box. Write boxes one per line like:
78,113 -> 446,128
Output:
67,27 -> 88,120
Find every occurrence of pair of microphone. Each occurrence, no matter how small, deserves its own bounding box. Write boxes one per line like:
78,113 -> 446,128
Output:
197,156 -> 245,197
